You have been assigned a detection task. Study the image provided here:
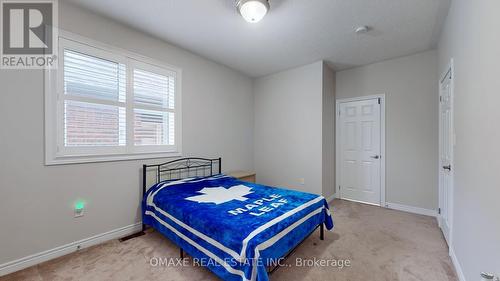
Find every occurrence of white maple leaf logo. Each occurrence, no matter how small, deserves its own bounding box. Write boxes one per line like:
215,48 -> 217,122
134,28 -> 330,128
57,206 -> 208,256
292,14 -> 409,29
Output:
185,185 -> 253,205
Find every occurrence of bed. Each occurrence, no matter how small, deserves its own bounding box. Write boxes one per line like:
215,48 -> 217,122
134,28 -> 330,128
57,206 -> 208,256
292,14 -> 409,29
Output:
141,158 -> 334,281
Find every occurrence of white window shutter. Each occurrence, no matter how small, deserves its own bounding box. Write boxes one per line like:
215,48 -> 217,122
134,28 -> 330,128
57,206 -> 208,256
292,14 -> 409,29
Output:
63,49 -> 126,147
132,68 -> 175,146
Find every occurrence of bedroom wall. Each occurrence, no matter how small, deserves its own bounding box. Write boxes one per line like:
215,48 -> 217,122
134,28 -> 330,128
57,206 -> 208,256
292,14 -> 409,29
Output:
322,64 -> 336,199
336,50 -> 439,211
254,62 -> 323,194
254,61 -> 335,197
438,0 -> 500,279
0,2 -> 254,266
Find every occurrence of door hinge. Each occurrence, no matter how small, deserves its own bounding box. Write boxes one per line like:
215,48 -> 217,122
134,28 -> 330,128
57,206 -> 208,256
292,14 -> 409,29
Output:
338,185 -> 341,190
439,96 -> 442,102
438,208 -> 441,215
378,98 -> 381,104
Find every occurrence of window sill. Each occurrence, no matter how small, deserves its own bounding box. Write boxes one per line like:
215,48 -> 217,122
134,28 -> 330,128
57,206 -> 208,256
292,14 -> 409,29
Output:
45,151 -> 182,166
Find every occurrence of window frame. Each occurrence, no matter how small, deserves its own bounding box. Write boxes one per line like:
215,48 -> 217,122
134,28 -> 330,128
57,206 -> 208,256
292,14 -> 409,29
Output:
45,32 -> 182,165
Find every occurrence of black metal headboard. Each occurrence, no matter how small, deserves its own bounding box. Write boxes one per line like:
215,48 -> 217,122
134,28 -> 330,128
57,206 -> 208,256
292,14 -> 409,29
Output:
142,157 -> 221,196
139,157 -> 221,234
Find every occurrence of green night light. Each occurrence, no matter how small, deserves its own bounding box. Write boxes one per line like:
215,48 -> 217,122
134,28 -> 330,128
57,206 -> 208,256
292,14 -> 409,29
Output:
75,201 -> 85,210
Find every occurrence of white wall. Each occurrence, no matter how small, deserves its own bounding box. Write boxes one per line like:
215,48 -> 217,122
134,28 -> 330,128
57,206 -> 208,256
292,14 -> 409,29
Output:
336,50 -> 439,211
0,2 -> 254,265
254,62 -> 324,194
438,0 -> 500,279
322,64 -> 336,199
254,61 -> 335,197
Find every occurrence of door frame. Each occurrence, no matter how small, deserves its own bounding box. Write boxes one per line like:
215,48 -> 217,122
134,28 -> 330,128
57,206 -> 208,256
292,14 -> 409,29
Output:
438,59 -> 455,247
335,94 -> 386,207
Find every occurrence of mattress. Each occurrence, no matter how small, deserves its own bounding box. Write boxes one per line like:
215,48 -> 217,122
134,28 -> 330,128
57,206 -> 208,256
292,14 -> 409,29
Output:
143,174 -> 334,281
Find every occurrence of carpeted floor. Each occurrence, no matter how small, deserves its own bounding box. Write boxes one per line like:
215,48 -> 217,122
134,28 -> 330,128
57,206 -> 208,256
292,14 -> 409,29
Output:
0,199 -> 458,281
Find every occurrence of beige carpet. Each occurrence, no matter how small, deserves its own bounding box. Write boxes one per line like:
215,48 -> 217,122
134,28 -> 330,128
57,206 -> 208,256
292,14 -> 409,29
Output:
1,199 -> 457,281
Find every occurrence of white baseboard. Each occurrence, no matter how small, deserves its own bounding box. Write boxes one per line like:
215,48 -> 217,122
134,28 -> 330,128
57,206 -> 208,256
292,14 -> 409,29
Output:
326,193 -> 337,203
0,223 -> 142,277
449,246 -> 467,281
385,202 -> 438,217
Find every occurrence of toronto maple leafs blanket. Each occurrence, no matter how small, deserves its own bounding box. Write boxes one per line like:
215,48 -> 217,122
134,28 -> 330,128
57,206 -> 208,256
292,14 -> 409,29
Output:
142,174 -> 334,281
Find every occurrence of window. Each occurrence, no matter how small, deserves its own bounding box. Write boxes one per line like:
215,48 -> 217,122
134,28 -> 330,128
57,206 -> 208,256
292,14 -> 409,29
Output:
45,36 -> 182,164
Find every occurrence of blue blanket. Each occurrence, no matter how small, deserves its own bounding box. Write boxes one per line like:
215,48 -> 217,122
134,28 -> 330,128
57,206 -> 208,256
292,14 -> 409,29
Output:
143,174 -> 334,281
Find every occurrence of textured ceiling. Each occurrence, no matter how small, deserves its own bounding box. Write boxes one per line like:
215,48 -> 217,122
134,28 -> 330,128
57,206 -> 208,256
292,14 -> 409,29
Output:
64,0 -> 450,77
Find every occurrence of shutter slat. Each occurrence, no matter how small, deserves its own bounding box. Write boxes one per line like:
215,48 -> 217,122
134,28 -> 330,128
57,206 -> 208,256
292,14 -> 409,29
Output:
64,50 -> 126,102
133,69 -> 174,109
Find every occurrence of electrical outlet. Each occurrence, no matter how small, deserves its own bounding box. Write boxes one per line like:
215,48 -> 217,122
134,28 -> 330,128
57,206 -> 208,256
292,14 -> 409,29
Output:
298,178 -> 305,185
74,206 -> 84,217
74,208 -> 84,218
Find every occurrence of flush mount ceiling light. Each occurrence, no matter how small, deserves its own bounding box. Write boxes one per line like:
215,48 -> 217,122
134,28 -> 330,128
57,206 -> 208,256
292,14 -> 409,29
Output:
237,0 -> 270,23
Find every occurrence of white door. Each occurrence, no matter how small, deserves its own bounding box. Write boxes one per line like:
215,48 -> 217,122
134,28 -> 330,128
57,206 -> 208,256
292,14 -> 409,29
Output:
338,98 -> 382,205
439,68 -> 454,245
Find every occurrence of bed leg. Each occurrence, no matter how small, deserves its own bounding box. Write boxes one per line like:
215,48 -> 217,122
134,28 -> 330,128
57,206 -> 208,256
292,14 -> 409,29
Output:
180,248 -> 184,259
320,223 -> 324,240
142,223 -> 146,233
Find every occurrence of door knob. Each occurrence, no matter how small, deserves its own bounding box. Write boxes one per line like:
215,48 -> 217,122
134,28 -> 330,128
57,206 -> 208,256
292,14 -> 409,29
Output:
370,155 -> 380,159
443,165 -> 451,171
